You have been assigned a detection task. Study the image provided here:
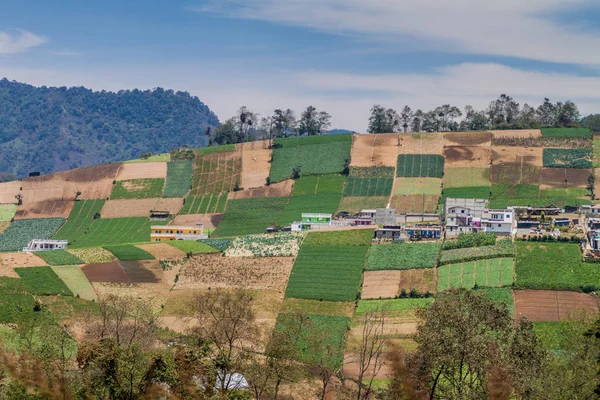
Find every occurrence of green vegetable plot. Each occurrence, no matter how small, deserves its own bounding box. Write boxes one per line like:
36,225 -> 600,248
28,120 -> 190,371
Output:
437,258 -> 514,291
396,154 -> 444,178
0,218 -> 65,252
277,194 -> 341,226
111,178 -> 165,199
292,175 -> 346,195
36,250 -> 84,266
179,193 -> 228,214
541,127 -> 591,138
543,148 -> 592,169
104,245 -> 155,261
303,229 -> 373,247
214,197 -> 289,237
439,239 -> 515,265
53,200 -> 105,242
163,161 -> 193,198
366,243 -> 440,271
69,217 -> 166,248
15,267 -> 73,296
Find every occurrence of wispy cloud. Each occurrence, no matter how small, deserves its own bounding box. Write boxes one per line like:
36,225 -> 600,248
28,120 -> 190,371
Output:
0,29 -> 46,54
194,0 -> 600,65
48,50 -> 82,56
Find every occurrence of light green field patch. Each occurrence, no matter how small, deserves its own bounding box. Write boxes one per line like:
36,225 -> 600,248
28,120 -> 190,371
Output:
393,177 -> 442,195
444,168 -> 491,188
337,196 -> 389,214
123,153 -> 170,163
166,240 -> 219,254
0,204 -> 17,222
51,265 -> 97,301
438,258 -> 514,292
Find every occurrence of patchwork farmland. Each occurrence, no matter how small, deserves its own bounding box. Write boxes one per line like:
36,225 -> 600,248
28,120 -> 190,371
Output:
0,127 -> 599,396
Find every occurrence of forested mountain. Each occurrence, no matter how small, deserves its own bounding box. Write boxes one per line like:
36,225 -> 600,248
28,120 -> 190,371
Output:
0,79 -> 219,178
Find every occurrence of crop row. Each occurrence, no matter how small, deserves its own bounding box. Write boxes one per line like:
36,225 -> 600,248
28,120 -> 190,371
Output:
53,200 -> 105,242
541,127 -> 591,138
437,257 -> 514,292
439,239 -> 514,265
69,217 -> 167,248
292,175 -> 346,196
442,232 -> 497,250
366,242 -> 441,271
162,161 -> 193,198
397,154 -> 444,178
180,192 -> 228,214
343,177 -> 393,197
214,197 -> 290,237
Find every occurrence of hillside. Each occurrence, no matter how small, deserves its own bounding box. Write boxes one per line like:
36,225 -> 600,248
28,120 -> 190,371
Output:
0,128 -> 598,397
0,79 -> 219,178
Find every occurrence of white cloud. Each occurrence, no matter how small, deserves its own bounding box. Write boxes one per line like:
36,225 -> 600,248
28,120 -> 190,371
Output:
1,62 -> 599,132
0,29 -> 46,54
48,50 -> 81,56
194,0 -> 600,65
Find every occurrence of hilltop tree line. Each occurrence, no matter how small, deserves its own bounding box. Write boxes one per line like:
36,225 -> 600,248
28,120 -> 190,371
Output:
210,106 -> 334,145
0,79 -> 219,178
2,289 -> 599,399
368,95 -> 600,133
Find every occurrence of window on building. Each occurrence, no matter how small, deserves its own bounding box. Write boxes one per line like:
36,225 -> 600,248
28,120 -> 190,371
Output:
498,224 -> 502,227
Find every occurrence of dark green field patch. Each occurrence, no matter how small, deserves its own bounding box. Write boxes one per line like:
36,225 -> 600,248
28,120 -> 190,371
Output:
292,175 -> 346,196
541,128 -> 591,138
36,250 -> 84,266
397,154 -> 444,178
366,243 -> 440,271
0,218 -> 66,252
543,148 -> 592,169
343,177 -> 394,196
277,194 -> 341,226
53,200 -> 105,242
214,197 -> 289,237
15,267 -> 73,296
104,245 -> 155,261
179,192 -> 228,214
303,229 -> 374,246
69,217 -> 167,248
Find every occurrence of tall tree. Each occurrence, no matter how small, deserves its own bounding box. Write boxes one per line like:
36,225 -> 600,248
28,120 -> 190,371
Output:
487,94 -> 520,126
273,108 -> 297,137
399,106 -> 414,133
368,105 -> 398,133
555,100 -> 580,126
536,97 -> 557,127
421,110 -> 439,132
299,106 -> 331,135
434,104 -> 462,131
411,109 -> 424,132
582,114 -> 600,132
518,103 -> 538,127
237,106 -> 259,141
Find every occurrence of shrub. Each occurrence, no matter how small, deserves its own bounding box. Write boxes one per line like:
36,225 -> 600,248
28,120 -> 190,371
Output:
443,232 -> 497,250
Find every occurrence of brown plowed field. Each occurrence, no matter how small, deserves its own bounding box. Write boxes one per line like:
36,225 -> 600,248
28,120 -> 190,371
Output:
120,260 -> 163,283
136,243 -> 187,260
171,213 -> 222,229
444,146 -> 491,168
227,180 -> 293,200
20,164 -> 120,203
115,162 -> 167,181
93,282 -> 171,313
0,252 -> 48,277
491,146 -> 543,166
490,164 -> 541,185
192,150 -> 242,195
390,195 -> 439,213
398,133 -> 445,155
81,262 -> 131,284
0,181 -> 21,204
14,200 -> 74,220
362,269 -> 437,299
540,168 -> 590,189
237,140 -> 272,189
100,198 -> 183,218
351,134 -> 399,167
491,129 -> 542,139
176,253 -> 294,292
514,290 -> 599,322
595,168 -> 600,196
445,131 -> 491,146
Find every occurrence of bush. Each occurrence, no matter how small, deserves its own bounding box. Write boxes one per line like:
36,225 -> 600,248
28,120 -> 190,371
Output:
443,232 -> 497,250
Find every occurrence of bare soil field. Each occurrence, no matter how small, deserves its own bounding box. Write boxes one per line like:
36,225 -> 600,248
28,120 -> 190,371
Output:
351,134 -> 399,167
362,269 -> 436,299
136,243 -> 187,260
491,129 -> 542,139
491,146 -> 543,166
120,260 -> 164,284
0,252 -> 48,277
237,140 -> 273,189
93,282 -> 171,313
227,180 -> 293,200
490,164 -> 542,185
171,213 -> 222,229
390,194 -> 439,213
192,150 -> 242,195
444,146 -> 491,168
0,181 -> 21,204
398,133 -> 445,155
393,177 -> 442,195
100,198 -> 183,218
81,261 -> 131,284
445,131 -> 491,146
20,164 -> 121,203
175,253 -> 294,292
115,162 -> 167,181
595,168 -> 600,196
514,290 -> 599,321
540,168 -> 590,189
14,200 -> 74,220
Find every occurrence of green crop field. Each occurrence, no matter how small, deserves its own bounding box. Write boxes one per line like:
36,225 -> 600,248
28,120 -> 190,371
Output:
166,241 -> 219,254
51,265 -> 96,300
292,174 -> 346,196
277,194 -> 341,226
179,192 -> 228,214
437,258 -> 514,291
443,232 -> 497,250
275,313 -> 350,369
349,166 -> 395,178
541,127 -> 592,138
0,204 -> 17,222
285,245 -> 368,302
366,243 -> 440,271
214,197 -> 289,237
442,186 -> 490,200
36,250 -> 84,266
393,178 -> 442,195
489,182 -> 591,208
53,200 -> 105,242
0,218 -> 65,252
516,242 -> 600,291
303,229 -> 373,246
104,244 -> 155,261
439,239 -> 514,265
343,177 -> 394,196
280,299 -> 355,317
197,238 -> 234,252
337,196 -> 388,214
68,217 -> 166,248
477,287 -> 514,316
444,168 -> 490,188
543,148 -> 592,169
111,178 -> 165,199
396,154 -> 444,178
491,184 -> 539,199
269,135 -> 352,182
163,161 -> 193,198
15,267 -> 73,296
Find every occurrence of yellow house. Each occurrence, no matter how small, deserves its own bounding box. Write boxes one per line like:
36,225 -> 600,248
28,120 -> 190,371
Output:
150,223 -> 208,242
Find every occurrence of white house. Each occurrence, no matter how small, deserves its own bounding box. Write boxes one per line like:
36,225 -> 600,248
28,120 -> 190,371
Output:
481,209 -> 514,235
444,198 -> 487,237
23,239 -> 68,252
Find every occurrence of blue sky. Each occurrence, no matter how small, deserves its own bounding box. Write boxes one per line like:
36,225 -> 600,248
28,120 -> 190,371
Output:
2,0 -> 600,131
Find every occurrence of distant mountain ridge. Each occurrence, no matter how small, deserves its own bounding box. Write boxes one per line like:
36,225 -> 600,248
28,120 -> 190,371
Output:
0,79 -> 219,178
